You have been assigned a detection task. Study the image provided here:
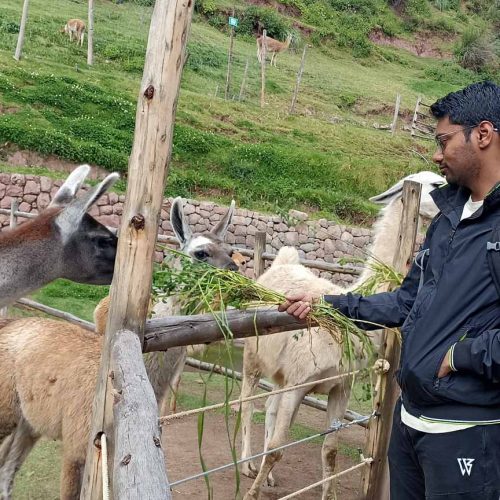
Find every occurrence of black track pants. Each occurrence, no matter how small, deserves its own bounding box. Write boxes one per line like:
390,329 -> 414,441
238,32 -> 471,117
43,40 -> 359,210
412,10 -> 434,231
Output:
388,399 -> 500,500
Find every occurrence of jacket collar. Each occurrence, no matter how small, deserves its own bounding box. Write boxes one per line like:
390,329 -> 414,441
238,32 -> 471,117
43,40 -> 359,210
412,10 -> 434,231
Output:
431,181 -> 500,217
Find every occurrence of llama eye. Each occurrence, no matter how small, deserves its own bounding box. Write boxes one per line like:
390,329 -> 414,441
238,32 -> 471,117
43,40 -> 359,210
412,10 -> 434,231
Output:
194,250 -> 208,260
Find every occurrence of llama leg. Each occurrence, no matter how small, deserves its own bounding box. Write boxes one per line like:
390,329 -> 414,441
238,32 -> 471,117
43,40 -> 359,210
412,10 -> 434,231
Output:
321,380 -> 352,500
60,454 -> 84,500
240,349 -> 261,478
0,419 -> 38,500
80,32 -> 85,47
0,434 -> 14,469
244,387 -> 308,500
262,393 -> 281,487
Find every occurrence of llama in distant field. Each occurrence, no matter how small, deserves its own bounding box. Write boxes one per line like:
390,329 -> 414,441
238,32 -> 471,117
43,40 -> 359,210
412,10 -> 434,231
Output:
0,197 -> 239,500
256,33 -> 292,67
0,164 -> 118,308
61,19 -> 86,46
240,171 -> 446,500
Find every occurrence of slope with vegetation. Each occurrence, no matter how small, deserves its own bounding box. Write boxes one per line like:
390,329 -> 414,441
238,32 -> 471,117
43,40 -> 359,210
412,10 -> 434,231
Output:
0,0 -> 498,223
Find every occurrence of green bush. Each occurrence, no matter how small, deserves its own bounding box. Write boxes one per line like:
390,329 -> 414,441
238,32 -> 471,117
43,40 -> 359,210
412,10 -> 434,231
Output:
186,42 -> 226,72
238,6 -> 291,40
454,28 -> 497,72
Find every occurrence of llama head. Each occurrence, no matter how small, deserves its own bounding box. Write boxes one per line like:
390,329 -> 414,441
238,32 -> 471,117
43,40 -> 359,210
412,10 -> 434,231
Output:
170,197 -> 238,271
369,171 -> 446,219
51,165 -> 119,284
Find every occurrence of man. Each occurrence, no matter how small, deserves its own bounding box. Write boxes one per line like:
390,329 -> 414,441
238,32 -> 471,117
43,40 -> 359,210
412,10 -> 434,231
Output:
280,82 -> 500,499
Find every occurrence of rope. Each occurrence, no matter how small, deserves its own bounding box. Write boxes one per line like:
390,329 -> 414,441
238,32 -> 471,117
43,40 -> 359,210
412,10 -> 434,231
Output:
278,458 -> 373,500
160,370 -> 360,425
169,412 -> 374,488
101,433 -> 110,500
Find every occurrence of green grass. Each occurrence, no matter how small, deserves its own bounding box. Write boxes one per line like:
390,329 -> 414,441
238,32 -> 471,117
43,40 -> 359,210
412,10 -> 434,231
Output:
1,0 -> 495,223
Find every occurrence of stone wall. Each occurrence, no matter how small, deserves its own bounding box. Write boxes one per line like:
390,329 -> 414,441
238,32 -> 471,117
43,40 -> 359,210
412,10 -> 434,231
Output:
0,173 -> 374,286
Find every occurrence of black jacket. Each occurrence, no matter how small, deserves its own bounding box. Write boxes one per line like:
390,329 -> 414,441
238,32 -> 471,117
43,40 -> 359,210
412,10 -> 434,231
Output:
326,183 -> 500,423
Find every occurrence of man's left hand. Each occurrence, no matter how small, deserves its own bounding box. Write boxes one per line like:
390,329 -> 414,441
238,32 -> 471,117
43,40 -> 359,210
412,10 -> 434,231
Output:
437,350 -> 452,378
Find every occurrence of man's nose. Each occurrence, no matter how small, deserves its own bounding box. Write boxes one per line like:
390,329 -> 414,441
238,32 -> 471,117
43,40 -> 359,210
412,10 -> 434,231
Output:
432,148 -> 443,164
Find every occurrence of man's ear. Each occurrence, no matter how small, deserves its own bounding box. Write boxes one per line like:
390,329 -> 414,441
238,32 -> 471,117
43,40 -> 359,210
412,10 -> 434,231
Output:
477,121 -> 496,149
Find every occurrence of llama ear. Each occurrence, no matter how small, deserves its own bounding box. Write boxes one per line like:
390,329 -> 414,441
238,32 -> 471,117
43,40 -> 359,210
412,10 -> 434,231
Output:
55,172 -> 119,242
211,200 -> 235,240
369,179 -> 404,205
170,197 -> 192,248
50,164 -> 91,208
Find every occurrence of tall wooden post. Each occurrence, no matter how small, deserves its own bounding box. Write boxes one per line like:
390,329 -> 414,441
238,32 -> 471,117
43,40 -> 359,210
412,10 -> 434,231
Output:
361,181 -> 422,500
289,44 -> 307,114
13,0 -> 30,61
87,0 -> 94,65
411,96 -> 421,137
238,59 -> 249,101
80,0 -> 195,497
390,93 -> 401,136
224,9 -> 235,100
260,30 -> 266,108
253,231 -> 266,279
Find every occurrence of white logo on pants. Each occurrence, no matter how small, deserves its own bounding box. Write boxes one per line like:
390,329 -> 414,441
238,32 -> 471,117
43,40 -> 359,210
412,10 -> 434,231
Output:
457,458 -> 475,476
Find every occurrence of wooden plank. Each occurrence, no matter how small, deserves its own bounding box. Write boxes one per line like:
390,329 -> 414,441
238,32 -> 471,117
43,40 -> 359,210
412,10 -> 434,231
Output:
14,0 -> 29,61
390,93 -> 401,136
289,44 -> 307,114
14,298 -> 95,331
253,231 -> 266,278
260,30 -> 266,108
361,181 -> 422,500
143,308 -> 314,351
238,59 -> 249,101
112,330 -> 169,499
80,0 -> 194,496
87,0 -> 94,65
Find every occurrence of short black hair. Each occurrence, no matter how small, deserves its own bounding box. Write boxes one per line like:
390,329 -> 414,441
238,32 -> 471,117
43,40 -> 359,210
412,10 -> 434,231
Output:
430,81 -> 500,137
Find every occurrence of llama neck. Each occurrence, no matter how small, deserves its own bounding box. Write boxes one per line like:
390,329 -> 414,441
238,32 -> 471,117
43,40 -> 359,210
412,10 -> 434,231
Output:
354,200 -> 406,287
143,348 -> 186,404
0,236 -> 61,307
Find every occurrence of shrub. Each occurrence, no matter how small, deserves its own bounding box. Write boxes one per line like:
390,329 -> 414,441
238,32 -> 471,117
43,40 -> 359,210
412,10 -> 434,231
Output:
238,6 -> 291,40
454,28 -> 496,72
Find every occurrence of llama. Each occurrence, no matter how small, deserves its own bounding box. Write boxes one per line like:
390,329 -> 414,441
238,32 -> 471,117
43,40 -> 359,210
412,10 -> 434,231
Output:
61,19 -> 86,46
0,197 -> 238,500
240,171 -> 445,500
256,33 -> 292,67
0,165 -> 118,307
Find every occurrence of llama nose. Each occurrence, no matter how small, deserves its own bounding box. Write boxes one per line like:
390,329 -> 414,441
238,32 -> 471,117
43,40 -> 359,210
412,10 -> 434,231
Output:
227,261 -> 239,272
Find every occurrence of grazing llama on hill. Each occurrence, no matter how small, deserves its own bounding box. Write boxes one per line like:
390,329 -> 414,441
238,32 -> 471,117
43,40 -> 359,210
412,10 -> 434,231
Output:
0,164 -> 118,307
0,197 -> 239,500
61,19 -> 86,46
257,33 -> 292,67
240,171 -> 445,500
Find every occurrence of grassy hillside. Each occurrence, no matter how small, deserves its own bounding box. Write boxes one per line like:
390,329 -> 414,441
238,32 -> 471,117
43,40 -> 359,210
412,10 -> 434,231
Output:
0,0 -> 497,223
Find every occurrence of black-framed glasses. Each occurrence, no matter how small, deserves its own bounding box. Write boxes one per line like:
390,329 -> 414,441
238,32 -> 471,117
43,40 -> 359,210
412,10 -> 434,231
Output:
434,124 -> 499,152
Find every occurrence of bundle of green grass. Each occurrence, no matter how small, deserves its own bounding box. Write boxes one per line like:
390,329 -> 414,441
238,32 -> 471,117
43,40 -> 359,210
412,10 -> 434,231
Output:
153,250 -> 402,362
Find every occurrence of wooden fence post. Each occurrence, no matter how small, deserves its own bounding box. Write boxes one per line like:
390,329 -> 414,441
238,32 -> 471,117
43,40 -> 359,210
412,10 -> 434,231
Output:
238,59 -> 249,101
390,93 -> 401,136
13,0 -> 30,61
361,180 -> 422,500
253,231 -> 266,279
87,0 -> 94,65
79,0 -> 195,497
411,96 -> 421,137
260,30 -> 266,108
289,44 -> 307,114
224,10 -> 235,100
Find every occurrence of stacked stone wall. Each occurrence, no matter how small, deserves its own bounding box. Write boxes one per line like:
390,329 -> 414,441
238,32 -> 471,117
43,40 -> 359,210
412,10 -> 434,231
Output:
0,173 -> 377,286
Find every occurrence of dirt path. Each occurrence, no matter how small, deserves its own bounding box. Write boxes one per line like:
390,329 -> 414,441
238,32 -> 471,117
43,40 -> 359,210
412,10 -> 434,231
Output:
164,405 -> 366,499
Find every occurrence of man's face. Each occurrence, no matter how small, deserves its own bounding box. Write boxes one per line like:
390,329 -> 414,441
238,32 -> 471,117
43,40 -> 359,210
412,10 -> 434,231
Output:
432,117 -> 480,188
